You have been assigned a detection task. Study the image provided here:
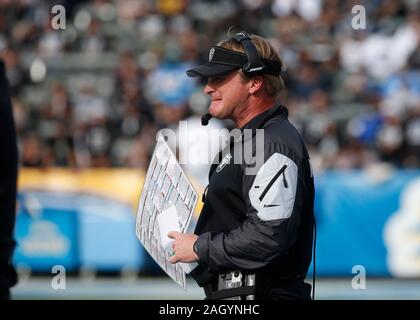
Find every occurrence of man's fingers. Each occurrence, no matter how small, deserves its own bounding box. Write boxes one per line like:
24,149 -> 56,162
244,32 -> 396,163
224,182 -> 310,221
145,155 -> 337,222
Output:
169,255 -> 178,264
167,231 -> 180,239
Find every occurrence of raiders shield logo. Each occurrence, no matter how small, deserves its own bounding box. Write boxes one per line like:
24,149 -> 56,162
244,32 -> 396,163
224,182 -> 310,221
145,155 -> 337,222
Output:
216,153 -> 232,172
209,47 -> 215,62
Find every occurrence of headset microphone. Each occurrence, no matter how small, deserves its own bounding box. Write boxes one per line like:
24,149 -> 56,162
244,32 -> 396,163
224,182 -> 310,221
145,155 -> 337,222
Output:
201,113 -> 213,126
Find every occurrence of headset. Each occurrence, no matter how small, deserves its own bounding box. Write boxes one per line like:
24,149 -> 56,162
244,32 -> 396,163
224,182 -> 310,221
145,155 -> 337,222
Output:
231,31 -> 267,77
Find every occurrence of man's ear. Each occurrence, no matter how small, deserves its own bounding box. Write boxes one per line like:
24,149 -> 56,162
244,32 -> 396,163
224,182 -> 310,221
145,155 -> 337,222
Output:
248,75 -> 264,94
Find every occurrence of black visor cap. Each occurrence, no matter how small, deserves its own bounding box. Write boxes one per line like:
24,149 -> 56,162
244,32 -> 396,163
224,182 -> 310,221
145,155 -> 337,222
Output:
186,46 -> 282,78
186,63 -> 239,78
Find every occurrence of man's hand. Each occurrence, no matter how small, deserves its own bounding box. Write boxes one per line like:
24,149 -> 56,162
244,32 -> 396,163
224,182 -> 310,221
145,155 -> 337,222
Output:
168,231 -> 199,264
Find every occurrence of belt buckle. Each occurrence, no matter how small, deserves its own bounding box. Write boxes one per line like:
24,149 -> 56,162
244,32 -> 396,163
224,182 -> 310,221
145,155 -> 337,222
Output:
216,271 -> 256,300
231,271 -> 242,285
218,271 -> 242,289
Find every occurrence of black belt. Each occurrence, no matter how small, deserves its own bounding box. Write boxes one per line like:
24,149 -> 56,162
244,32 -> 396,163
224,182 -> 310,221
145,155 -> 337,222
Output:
203,285 -> 256,300
203,271 -> 305,300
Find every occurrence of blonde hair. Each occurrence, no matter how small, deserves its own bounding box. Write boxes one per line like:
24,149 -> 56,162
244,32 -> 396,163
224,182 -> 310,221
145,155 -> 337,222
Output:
218,34 -> 285,97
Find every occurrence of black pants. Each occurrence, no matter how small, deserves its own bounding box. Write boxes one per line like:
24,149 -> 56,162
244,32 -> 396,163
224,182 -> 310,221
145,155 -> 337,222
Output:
268,282 -> 312,300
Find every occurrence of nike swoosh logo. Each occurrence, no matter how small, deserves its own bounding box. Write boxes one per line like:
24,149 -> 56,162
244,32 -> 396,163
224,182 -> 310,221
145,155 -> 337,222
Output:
263,204 -> 281,208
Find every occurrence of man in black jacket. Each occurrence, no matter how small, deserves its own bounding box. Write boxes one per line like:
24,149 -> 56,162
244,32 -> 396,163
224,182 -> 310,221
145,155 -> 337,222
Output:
0,59 -> 18,300
168,32 -> 315,300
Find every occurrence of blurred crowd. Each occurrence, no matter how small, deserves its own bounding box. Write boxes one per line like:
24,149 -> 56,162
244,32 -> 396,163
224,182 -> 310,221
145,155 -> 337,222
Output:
1,0 -> 420,173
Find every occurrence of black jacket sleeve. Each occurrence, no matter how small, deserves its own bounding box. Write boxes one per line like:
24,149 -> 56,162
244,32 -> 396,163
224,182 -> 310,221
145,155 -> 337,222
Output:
0,59 -> 18,296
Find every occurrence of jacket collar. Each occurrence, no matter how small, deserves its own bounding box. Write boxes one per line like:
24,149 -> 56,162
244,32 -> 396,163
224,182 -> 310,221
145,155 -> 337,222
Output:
241,104 -> 288,130
232,104 -> 288,143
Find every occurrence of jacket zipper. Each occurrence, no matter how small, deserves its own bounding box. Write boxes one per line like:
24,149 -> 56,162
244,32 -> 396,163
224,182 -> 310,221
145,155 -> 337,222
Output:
259,164 -> 287,201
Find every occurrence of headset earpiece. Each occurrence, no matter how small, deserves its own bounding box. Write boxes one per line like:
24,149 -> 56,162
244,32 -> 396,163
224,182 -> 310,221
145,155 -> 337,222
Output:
232,31 -> 266,77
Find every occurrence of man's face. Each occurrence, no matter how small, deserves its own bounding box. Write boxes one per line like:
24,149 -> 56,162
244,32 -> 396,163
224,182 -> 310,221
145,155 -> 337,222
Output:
204,71 -> 250,120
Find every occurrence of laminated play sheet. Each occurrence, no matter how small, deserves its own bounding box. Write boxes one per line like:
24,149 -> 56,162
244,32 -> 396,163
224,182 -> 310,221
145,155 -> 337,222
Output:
135,134 -> 198,289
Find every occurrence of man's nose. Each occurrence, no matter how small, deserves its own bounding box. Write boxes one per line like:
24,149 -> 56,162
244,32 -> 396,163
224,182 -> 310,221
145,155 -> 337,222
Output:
204,83 -> 214,95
